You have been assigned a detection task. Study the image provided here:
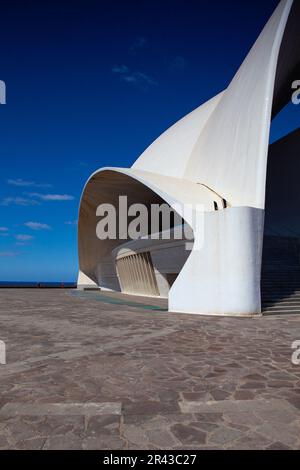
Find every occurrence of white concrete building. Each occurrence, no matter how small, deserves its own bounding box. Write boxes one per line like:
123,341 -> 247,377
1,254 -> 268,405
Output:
78,0 -> 300,316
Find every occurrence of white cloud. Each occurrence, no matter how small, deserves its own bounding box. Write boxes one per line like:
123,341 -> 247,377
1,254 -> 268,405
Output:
7,178 -> 52,188
27,193 -> 74,201
0,197 -> 40,206
170,56 -> 187,71
7,178 -> 34,187
0,251 -> 19,257
129,37 -> 147,55
24,222 -> 51,231
0,227 -> 9,237
15,234 -> 34,241
112,65 -> 158,88
112,65 -> 129,74
65,220 -> 78,226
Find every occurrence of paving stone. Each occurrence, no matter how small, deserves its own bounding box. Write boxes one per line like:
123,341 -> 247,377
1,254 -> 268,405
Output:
242,374 -> 266,381
287,397 -> 300,410
194,412 -> 223,422
266,442 -> 292,450
181,392 -> 211,401
226,431 -> 273,450
42,415 -> 85,437
2,419 -> 40,441
224,411 -> 263,427
44,434 -> 83,450
122,400 -> 180,415
1,288 -> 300,450
15,437 -> 46,450
86,415 -> 120,436
0,435 -> 10,449
256,422 -> 300,447
123,425 -> 149,448
239,382 -> 266,390
210,390 -> 232,401
208,425 -> 242,445
233,391 -> 255,400
170,424 -> 206,445
0,402 -> 121,416
256,408 -> 297,424
189,421 -> 220,433
82,436 -> 124,450
146,428 -> 179,448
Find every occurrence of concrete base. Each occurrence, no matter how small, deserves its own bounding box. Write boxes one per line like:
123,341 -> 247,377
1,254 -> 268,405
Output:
169,207 -> 265,316
77,271 -> 99,290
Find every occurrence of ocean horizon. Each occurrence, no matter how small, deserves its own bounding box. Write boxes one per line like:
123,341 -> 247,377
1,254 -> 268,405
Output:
0,281 -> 77,288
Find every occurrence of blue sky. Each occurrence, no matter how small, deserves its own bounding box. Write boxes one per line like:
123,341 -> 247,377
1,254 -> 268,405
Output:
0,0 -> 298,281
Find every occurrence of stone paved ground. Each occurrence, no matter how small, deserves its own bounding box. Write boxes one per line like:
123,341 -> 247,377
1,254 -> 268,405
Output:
0,288 -> 300,450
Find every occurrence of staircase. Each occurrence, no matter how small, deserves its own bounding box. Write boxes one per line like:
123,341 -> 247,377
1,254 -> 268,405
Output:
261,237 -> 300,315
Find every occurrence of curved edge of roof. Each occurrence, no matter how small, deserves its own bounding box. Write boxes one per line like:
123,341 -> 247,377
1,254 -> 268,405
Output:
132,91 -> 225,179
78,167 -> 225,225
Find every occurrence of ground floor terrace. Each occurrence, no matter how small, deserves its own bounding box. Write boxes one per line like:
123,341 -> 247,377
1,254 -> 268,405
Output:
0,288 -> 300,450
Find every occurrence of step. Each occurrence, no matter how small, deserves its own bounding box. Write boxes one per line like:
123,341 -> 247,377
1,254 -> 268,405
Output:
262,288 -> 300,290
262,280 -> 300,283
262,297 -> 300,302
261,286 -> 300,289
261,277 -> 300,280
263,306 -> 300,311
263,310 -> 300,315
262,303 -> 300,309
261,281 -> 300,284
262,300 -> 300,305
261,288 -> 300,291
262,291 -> 300,294
261,278 -> 300,281
261,293 -> 300,297
261,276 -> 300,279
262,307 -> 300,312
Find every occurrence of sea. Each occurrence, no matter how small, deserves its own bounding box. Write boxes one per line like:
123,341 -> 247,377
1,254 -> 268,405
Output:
0,281 -> 76,288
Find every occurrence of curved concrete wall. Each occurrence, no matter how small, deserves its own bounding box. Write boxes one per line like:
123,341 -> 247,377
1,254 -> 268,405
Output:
78,167 -> 222,292
78,170 -> 166,291
78,1 -> 300,316
112,226 -> 194,298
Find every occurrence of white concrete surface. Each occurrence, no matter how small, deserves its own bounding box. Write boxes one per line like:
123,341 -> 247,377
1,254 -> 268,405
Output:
77,0 -> 299,316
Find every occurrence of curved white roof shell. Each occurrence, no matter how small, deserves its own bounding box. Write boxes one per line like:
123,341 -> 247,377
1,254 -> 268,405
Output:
78,0 -> 300,316
132,0 -> 297,209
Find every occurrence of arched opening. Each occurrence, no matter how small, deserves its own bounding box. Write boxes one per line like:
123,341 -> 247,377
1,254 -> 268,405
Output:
78,170 -> 194,298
